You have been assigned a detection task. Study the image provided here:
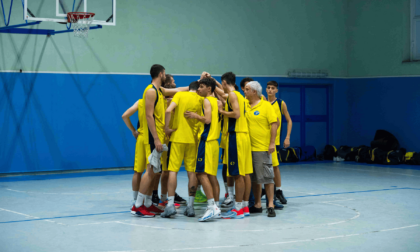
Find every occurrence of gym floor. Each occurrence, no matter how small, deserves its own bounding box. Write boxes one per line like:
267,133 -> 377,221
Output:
1,162 -> 419,252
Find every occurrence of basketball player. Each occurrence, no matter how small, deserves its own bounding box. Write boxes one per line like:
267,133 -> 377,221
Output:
184,78 -> 222,221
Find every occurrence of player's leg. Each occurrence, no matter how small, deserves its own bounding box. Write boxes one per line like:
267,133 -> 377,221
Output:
162,142 -> 183,218
152,173 -> 161,205
274,146 -> 287,204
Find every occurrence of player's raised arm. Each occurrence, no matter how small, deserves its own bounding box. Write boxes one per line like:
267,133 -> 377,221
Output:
160,86 -> 189,97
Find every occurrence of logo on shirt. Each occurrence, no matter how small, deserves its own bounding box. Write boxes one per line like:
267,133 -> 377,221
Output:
230,162 -> 235,166
254,111 -> 260,116
198,158 -> 203,162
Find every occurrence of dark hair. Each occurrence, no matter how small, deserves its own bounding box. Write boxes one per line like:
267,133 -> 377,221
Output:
150,64 -> 165,79
164,74 -> 173,88
240,77 -> 254,88
221,72 -> 236,86
198,78 -> 216,93
189,81 -> 200,91
234,84 -> 239,91
267,80 -> 278,88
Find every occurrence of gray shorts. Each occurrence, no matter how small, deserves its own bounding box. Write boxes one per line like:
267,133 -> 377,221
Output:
250,151 -> 275,185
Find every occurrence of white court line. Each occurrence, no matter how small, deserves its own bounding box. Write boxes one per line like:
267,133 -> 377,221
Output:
106,224 -> 419,252
6,189 -> 127,195
0,207 -> 66,226
332,167 -> 420,178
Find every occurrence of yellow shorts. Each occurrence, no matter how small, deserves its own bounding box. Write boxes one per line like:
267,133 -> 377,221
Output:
167,142 -> 197,173
225,132 -> 253,177
145,134 -> 165,167
196,140 -> 219,176
272,146 -> 280,167
134,134 -> 147,173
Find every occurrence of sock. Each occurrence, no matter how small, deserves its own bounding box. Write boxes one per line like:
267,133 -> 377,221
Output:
224,183 -> 228,194
153,190 -> 158,196
207,198 -> 215,207
168,196 -> 175,207
228,187 -> 234,198
133,191 -> 138,201
235,201 -> 242,211
188,196 -> 195,207
276,187 -> 282,191
242,201 -> 249,208
135,192 -> 145,208
144,195 -> 152,208
215,201 -> 220,208
197,185 -> 202,191
161,193 -> 168,202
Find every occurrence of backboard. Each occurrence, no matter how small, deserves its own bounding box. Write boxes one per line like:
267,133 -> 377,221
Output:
23,0 -> 116,26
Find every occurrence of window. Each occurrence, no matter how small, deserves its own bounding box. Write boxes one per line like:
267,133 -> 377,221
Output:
411,0 -> 420,60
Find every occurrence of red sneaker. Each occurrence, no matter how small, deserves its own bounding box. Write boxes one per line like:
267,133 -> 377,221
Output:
158,200 -> 181,209
243,206 -> 250,217
222,208 -> 244,219
146,204 -> 164,215
131,205 -> 155,218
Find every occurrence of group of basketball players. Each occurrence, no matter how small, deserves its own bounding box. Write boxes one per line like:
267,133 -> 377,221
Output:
122,64 -> 292,222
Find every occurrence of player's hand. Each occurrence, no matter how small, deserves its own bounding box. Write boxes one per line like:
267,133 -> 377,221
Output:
269,143 -> 275,154
283,138 -> 290,148
165,127 -> 176,138
132,130 -> 139,139
218,106 -> 225,115
184,111 -> 197,119
200,71 -> 210,80
154,138 -> 163,153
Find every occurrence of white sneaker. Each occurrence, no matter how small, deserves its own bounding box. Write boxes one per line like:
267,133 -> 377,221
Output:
221,196 -> 234,208
212,206 -> 222,219
198,205 -> 220,222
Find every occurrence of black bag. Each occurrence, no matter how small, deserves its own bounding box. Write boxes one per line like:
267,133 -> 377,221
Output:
301,146 -> 317,161
323,145 -> 337,160
386,148 -> 407,165
371,130 -> 400,152
407,152 -> 420,165
337,146 -> 353,161
347,146 -> 367,161
356,146 -> 372,163
371,148 -> 388,164
279,147 -> 300,163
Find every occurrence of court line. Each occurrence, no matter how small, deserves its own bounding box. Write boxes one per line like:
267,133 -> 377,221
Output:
5,188 -> 127,195
0,207 -> 67,226
106,224 -> 419,252
0,210 -> 130,224
333,167 -> 420,178
286,187 -> 413,199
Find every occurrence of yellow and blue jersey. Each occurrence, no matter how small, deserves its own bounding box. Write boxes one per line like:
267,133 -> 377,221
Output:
271,99 -> 284,145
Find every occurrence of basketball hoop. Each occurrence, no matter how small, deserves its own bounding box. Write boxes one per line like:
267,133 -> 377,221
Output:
67,12 -> 95,38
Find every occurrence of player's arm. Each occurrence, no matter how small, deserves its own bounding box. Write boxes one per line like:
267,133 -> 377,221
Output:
145,89 -> 163,152
214,91 -> 226,105
160,86 -> 189,97
269,121 -> 277,154
282,101 -> 293,148
184,99 -> 211,124
165,102 -> 177,137
219,92 -> 240,119
201,72 -> 228,100
121,101 -> 139,139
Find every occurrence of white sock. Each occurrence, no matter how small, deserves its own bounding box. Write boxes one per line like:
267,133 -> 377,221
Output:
276,187 -> 282,191
207,198 -> 215,207
168,196 -> 175,207
161,193 -> 168,202
135,192 -> 145,208
144,195 -> 152,208
224,183 -> 228,194
228,187 -> 234,198
235,201 -> 242,210
133,191 -> 138,201
188,196 -> 195,207
197,185 -> 202,191
215,201 -> 220,207
242,201 -> 249,208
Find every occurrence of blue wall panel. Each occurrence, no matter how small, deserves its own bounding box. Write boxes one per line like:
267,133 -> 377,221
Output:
1,73 -> 336,173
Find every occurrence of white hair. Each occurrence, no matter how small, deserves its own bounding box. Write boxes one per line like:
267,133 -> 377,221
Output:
246,81 -> 262,97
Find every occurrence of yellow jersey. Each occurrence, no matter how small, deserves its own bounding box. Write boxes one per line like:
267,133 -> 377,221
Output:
200,97 -> 221,142
246,99 -> 278,151
271,99 -> 284,145
137,99 -> 144,135
170,91 -> 203,143
141,84 -> 166,143
223,91 -> 248,133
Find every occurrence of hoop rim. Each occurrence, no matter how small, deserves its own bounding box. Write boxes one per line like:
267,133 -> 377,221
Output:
67,12 -> 95,23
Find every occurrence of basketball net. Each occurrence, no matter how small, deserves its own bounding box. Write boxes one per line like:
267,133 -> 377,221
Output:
67,12 -> 95,38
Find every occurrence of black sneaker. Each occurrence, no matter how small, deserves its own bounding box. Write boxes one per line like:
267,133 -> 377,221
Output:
276,189 -> 287,204
261,188 -> 266,199
152,194 -> 160,206
267,207 -> 276,217
249,206 -> 263,213
174,193 -> 187,204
